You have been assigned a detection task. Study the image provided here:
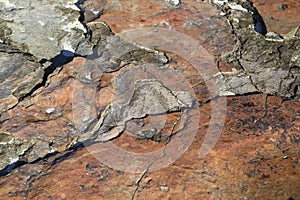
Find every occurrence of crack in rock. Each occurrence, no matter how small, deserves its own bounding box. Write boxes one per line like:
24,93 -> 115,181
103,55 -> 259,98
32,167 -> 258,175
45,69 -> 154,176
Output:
73,79 -> 194,144
0,44 -> 44,114
0,132 -> 55,174
211,0 -> 300,100
0,20 -> 179,174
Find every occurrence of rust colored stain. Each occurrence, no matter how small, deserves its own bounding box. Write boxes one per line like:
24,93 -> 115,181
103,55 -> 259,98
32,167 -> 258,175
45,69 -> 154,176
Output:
0,0 -> 299,200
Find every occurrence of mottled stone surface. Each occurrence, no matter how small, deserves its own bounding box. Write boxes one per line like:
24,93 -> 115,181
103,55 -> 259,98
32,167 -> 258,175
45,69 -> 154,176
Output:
91,0 -> 236,57
75,78 -> 194,143
0,132 -> 53,172
210,0 -> 300,99
0,0 -> 299,199
0,95 -> 299,199
252,0 -> 300,35
0,18 -> 174,172
0,44 -> 43,113
85,22 -> 168,74
0,0 -> 92,61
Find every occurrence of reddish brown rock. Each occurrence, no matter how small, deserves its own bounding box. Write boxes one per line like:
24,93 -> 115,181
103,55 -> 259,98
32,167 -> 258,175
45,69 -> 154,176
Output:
1,94 -> 299,199
88,0 -> 236,63
0,1 -> 299,200
252,0 -> 300,34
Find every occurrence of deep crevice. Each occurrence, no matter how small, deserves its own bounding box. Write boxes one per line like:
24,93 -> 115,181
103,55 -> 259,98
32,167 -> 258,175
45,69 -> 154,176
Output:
248,1 -> 267,35
19,50 -> 75,101
0,161 -> 27,176
75,0 -> 90,37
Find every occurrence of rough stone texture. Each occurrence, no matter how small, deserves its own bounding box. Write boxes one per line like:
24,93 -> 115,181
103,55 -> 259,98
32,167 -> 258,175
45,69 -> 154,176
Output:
0,95 -> 299,199
210,0 -> 300,99
0,132 -> 54,172
89,0 -> 236,58
76,78 -> 194,143
0,21 -> 171,172
85,22 -> 168,73
72,76 -> 194,144
0,0 -> 299,199
0,44 -> 44,114
0,0 -> 93,61
252,0 -> 300,35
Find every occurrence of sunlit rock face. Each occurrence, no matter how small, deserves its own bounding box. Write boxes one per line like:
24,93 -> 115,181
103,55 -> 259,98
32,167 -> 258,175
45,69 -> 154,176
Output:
0,0 -> 299,199
210,0 -> 300,99
0,0 -> 93,61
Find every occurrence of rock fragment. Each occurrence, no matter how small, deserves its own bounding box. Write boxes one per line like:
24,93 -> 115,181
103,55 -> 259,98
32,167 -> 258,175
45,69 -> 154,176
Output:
0,132 -> 54,172
75,78 -> 194,143
0,44 -> 44,113
84,22 -> 168,74
164,0 -> 181,6
211,0 -> 300,100
0,0 -> 93,61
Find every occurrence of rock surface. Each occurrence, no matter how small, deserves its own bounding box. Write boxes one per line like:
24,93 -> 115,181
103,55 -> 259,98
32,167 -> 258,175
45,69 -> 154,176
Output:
210,0 -> 300,99
0,0 -> 92,61
0,44 -> 43,113
0,0 -> 299,199
0,132 -> 54,172
252,0 -> 300,35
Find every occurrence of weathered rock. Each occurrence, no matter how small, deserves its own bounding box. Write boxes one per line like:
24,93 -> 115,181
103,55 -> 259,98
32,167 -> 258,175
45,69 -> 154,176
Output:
79,0 -> 105,23
0,132 -> 54,172
75,78 -> 194,143
252,0 -> 300,35
0,132 -> 31,171
0,0 -> 93,61
0,20 -> 170,171
96,0 -> 235,58
1,95 -> 299,200
72,22 -> 168,85
211,0 -> 300,100
0,44 -> 44,113
85,22 -> 168,73
0,0 -> 299,199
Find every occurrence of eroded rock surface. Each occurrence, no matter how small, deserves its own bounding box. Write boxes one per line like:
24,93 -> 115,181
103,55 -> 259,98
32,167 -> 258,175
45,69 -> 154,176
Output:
0,44 -> 43,113
0,132 -> 54,172
0,0 -> 299,199
0,0 -> 92,60
85,22 -> 168,74
0,21 -> 176,173
74,78 -> 194,143
211,0 -> 300,99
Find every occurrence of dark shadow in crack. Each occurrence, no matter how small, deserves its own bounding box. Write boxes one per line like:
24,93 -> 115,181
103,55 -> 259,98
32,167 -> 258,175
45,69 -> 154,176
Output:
250,2 -> 267,35
0,161 -> 27,177
19,50 -> 75,101
0,143 -> 86,177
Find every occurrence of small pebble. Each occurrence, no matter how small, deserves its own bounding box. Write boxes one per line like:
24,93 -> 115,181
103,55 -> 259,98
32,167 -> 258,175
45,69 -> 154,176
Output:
165,0 -> 180,6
